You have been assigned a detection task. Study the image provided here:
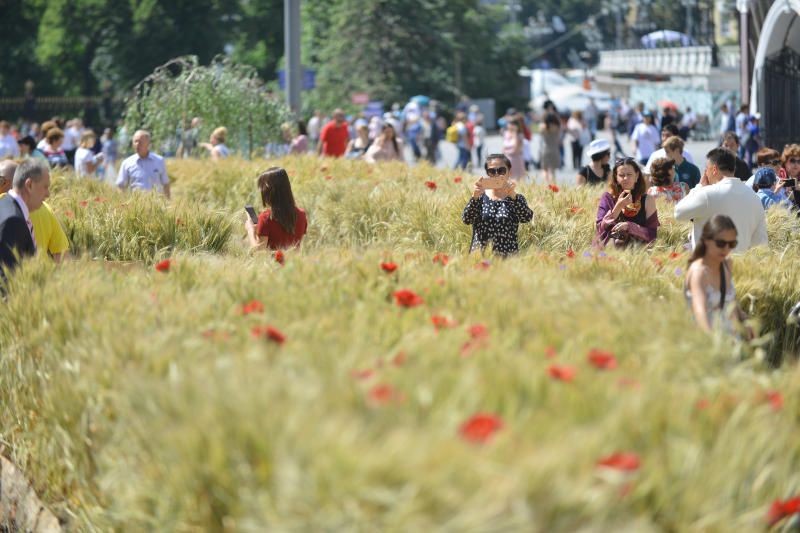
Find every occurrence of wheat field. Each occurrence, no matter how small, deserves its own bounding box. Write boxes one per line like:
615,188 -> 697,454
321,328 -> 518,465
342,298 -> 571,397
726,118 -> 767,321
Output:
2,156 -> 800,531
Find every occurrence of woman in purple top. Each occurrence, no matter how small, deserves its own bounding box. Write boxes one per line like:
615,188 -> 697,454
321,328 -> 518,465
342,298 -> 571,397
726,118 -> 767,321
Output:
595,157 -> 659,248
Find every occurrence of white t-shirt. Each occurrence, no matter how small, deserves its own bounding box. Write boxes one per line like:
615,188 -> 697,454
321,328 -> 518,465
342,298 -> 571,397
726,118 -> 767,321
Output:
74,147 -> 97,178
473,125 -> 486,147
0,134 -> 19,159
632,123 -> 660,161
62,126 -> 81,151
644,148 -> 695,174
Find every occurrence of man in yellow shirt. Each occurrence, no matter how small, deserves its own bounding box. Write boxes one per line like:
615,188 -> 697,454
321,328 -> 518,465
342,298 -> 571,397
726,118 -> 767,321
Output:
0,160 -> 69,262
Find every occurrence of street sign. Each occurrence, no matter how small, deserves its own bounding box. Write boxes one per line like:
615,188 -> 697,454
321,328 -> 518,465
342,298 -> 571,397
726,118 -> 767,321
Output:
351,92 -> 370,105
278,69 -> 316,90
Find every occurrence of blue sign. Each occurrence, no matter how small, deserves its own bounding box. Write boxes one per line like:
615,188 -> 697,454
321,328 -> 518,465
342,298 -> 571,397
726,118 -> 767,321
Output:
364,101 -> 384,118
278,68 -> 316,90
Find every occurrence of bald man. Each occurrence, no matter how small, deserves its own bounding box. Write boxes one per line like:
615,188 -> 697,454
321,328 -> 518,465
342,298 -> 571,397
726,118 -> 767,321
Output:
116,129 -> 170,198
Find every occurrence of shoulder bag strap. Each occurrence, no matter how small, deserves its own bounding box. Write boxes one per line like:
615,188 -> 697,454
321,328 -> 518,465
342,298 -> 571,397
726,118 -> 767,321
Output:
719,263 -> 726,311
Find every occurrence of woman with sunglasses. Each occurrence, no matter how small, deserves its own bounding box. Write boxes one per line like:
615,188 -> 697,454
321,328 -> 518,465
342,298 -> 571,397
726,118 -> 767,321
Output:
594,157 -> 659,248
685,215 -> 750,336
462,153 -> 533,256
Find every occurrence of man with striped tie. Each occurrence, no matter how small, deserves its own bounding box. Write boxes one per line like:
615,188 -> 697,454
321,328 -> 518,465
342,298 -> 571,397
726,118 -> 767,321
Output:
0,159 -> 50,284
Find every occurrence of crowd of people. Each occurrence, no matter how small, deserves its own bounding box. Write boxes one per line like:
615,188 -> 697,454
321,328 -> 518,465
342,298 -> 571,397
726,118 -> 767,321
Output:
0,93 -> 795,338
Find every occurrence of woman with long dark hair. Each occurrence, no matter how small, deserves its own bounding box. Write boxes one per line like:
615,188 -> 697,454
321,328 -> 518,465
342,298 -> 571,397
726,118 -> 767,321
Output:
365,124 -> 403,163
245,167 -> 307,250
539,111 -> 561,185
594,157 -> 659,248
684,215 -> 750,336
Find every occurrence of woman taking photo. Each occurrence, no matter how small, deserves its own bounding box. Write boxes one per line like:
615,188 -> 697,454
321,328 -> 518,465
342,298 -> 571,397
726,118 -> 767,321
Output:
685,215 -> 750,336
539,111 -> 561,185
647,157 -> 688,202
462,153 -> 533,256
595,158 -> 659,247
365,124 -> 404,163
576,139 -> 611,186
245,167 -> 307,251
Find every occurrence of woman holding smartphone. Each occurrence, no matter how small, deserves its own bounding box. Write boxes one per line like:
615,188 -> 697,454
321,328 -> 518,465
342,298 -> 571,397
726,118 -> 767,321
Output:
245,167 -> 307,250
462,153 -> 533,256
595,157 -> 659,248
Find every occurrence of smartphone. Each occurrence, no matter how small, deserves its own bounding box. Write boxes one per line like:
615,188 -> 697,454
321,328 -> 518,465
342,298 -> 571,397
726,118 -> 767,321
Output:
481,177 -> 508,189
244,205 -> 258,225
784,178 -> 796,188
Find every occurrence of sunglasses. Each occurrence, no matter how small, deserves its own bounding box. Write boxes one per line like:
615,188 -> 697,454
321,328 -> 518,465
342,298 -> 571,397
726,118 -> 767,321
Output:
615,157 -> 637,166
487,167 -> 508,176
767,159 -> 782,166
711,238 -> 738,249
788,158 -> 800,165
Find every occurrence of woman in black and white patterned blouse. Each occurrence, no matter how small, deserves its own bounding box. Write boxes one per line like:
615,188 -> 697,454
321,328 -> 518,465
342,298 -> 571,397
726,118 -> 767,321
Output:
462,153 -> 533,256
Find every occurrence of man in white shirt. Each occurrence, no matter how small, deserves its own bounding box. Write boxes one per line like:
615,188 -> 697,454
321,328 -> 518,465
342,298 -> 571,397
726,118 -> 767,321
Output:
62,118 -> 82,166
116,130 -> 170,198
307,110 -> 322,148
674,147 -> 767,254
0,121 -> 20,159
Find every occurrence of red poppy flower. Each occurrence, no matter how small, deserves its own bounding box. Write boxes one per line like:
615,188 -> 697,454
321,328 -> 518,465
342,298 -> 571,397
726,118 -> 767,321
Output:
380,262 -> 398,273
351,368 -> 375,380
544,346 -> 557,359
393,289 -> 424,307
433,253 -> 450,265
766,391 -> 784,411
566,249 -> 576,259
459,413 -> 503,443
652,258 -> 664,269
548,364 -> 576,382
695,398 -> 711,411
454,176 -> 463,183
548,184 -> 560,193
669,252 -> 682,259
368,383 -> 400,405
425,181 -> 437,190
274,250 -> 285,265
78,200 -> 88,207
93,197 -> 109,203
201,329 -> 216,339
588,349 -> 618,370
176,217 -> 184,226
392,351 -> 407,367
324,175 -> 333,181
569,206 -> 583,214
239,299 -> 264,315
431,315 -> 457,330
597,452 -> 641,472
64,210 -> 74,218
467,323 -> 489,339
251,325 -> 286,345
154,259 -> 172,273
767,496 -> 800,527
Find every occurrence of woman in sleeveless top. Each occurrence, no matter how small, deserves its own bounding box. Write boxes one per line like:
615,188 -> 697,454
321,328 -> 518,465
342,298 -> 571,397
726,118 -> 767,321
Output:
577,139 -> 611,187
595,157 -> 659,248
539,112 -> 561,185
684,215 -> 751,337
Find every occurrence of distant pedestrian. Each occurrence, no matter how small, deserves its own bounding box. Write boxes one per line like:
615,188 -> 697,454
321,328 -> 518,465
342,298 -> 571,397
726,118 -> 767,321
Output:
734,104 -> 749,145
365,124 -> 404,163
644,124 -> 694,174
16,136 -> 46,161
449,112 -> 471,170
116,130 -> 170,198
539,111 -> 561,185
718,103 -> 734,143
307,110 -> 322,149
180,117 -> 201,158
566,111 -> 587,169
74,130 -> 104,178
473,114 -> 486,169
317,109 -> 350,158
721,133 -> 752,180
503,120 -> 525,180
631,112 -> 659,166
662,136 -> 701,189
0,121 -> 19,159
289,121 -> 309,155
62,118 -> 82,166
679,107 -> 697,140
42,128 -> 69,168
346,124 -> 370,159
101,128 -> 119,181
200,127 -> 230,160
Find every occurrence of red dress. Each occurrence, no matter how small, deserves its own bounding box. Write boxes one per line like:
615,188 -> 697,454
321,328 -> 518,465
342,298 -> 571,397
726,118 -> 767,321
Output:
256,208 -> 307,250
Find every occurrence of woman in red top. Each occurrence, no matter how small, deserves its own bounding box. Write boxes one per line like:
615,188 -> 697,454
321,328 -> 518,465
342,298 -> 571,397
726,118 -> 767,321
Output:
245,167 -> 307,250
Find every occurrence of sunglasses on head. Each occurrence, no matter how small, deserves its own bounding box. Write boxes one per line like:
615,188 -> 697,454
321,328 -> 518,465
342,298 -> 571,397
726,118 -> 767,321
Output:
615,157 -> 638,167
487,166 -> 508,176
767,159 -> 782,166
711,238 -> 738,249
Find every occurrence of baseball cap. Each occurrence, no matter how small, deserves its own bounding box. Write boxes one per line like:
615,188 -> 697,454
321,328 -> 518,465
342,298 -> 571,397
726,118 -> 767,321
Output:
755,167 -> 777,188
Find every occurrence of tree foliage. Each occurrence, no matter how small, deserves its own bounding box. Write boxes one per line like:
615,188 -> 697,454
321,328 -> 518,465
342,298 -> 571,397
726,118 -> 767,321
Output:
122,56 -> 290,156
